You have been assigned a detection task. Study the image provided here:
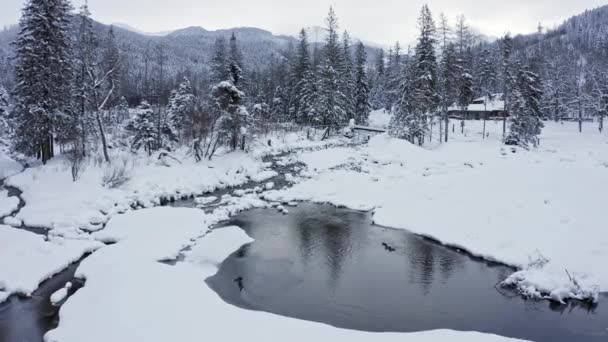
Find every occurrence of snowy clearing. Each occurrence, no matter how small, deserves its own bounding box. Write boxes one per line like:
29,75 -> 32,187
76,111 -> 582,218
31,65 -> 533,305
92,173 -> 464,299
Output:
45,207 -> 524,342
265,121 -> 608,303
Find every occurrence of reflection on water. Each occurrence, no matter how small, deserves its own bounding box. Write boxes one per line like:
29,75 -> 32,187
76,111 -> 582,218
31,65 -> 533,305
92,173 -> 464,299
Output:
207,203 -> 608,342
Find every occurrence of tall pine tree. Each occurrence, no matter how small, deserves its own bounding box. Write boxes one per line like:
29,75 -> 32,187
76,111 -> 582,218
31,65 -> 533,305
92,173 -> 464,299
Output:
12,0 -> 74,163
353,42 -> 371,125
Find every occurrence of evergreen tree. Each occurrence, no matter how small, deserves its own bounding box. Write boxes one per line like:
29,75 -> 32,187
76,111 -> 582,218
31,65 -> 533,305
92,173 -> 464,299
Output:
73,2 -> 95,156
439,42 -> 458,142
115,96 -> 129,124
211,81 -> 250,150
477,47 -> 496,137
340,31 -> 356,118
167,77 -> 196,139
210,37 -> 229,84
315,7 -> 348,127
506,62 -> 544,148
353,42 -> 371,125
0,85 -> 10,136
291,29 -> 312,123
391,5 -> 438,145
228,33 -> 244,87
411,4 -> 439,127
126,101 -> 156,155
384,43 -> 404,111
389,64 -> 425,143
299,69 -> 320,125
457,68 -> 474,132
369,49 -> 387,110
500,33 -> 514,137
12,0 -> 74,163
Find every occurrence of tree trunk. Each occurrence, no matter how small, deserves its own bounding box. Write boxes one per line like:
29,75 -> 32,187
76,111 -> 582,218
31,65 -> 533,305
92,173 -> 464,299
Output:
578,99 -> 583,133
439,116 -> 443,143
444,115 -> 449,142
95,111 -> 110,163
502,111 -> 507,138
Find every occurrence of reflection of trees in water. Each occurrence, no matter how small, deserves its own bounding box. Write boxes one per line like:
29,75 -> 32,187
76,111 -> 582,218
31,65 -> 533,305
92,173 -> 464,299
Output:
293,205 -> 364,293
404,235 -> 465,294
294,213 -> 316,268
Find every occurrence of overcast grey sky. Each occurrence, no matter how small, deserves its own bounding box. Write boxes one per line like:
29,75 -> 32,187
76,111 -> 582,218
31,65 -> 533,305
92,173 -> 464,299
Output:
1,0 -> 606,45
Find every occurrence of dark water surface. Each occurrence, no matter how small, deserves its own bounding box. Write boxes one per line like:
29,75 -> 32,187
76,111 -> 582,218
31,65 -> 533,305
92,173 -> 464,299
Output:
0,262 -> 83,342
208,203 -> 608,342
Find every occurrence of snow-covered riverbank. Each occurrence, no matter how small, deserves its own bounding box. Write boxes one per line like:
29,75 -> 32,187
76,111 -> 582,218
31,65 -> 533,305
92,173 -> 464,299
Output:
2,132 -> 337,237
265,121 -> 608,304
0,132 -> 339,303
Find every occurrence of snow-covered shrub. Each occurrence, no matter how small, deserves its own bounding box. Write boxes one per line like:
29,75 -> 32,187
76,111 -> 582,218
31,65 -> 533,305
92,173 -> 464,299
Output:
102,157 -> 132,188
66,147 -> 86,182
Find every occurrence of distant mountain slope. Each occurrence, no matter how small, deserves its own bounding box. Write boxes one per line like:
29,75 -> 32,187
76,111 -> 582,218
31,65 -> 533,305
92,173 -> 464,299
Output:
0,20 -> 381,102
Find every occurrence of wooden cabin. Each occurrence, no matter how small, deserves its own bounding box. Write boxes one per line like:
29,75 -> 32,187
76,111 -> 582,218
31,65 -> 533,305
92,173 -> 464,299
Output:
448,94 -> 508,120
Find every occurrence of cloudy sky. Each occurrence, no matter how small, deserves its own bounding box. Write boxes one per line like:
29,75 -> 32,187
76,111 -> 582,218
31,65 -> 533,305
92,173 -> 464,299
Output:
1,0 -> 606,45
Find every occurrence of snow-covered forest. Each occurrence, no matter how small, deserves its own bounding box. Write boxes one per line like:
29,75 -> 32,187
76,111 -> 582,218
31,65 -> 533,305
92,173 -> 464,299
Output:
1,1 -> 608,342
1,2 -> 608,160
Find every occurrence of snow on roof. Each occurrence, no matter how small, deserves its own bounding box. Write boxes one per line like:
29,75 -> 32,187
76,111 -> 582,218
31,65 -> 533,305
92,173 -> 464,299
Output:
448,94 -> 505,112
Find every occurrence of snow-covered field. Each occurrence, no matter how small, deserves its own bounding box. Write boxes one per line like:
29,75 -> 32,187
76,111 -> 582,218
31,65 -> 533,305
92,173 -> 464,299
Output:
265,120 -> 608,303
45,207 -> 524,342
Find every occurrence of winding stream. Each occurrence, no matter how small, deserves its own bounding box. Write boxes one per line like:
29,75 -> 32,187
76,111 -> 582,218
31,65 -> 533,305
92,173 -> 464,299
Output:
208,203 -> 608,342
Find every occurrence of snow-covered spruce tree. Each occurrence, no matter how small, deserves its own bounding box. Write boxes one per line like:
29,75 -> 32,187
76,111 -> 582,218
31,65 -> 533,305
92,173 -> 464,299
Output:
228,33 -> 244,87
315,7 -> 349,128
384,43 -> 404,111
369,49 -> 387,110
291,28 -> 312,124
439,42 -> 458,143
457,65 -> 474,134
126,101 -> 156,156
211,81 -> 250,151
12,0 -> 74,163
115,96 -> 130,125
0,84 -> 10,137
477,47 -> 497,137
167,77 -> 195,140
506,62 -> 544,148
72,2 -> 95,157
411,4 -> 439,142
353,42 -> 371,125
339,31 -> 356,119
252,102 -> 271,133
389,65 -> 423,143
298,69 -> 320,125
500,33 -> 514,137
210,37 -> 230,85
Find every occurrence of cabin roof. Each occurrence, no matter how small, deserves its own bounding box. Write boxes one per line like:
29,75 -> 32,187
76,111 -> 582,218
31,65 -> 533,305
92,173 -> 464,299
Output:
448,93 -> 505,112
